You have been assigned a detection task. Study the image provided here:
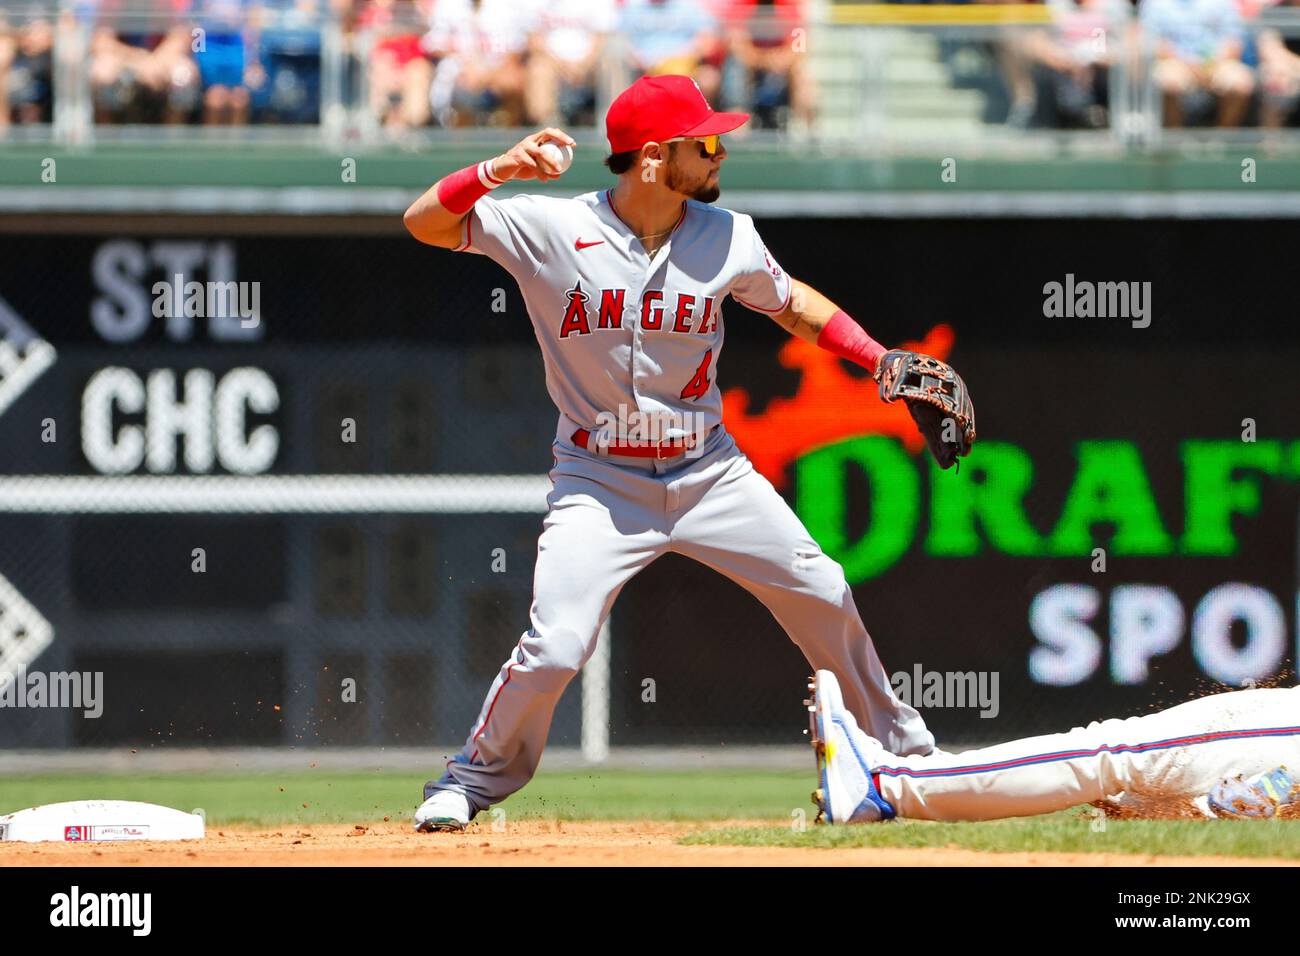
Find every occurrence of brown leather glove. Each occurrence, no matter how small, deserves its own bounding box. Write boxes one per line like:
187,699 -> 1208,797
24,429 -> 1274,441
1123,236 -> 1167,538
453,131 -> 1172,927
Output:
874,350 -> 976,469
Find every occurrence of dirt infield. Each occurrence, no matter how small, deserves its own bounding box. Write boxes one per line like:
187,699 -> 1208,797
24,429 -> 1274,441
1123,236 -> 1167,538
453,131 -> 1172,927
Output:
2,821 -> 1297,867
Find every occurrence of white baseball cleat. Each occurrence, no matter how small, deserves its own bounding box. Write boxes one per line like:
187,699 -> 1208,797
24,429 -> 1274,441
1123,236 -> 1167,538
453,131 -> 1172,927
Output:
806,669 -> 896,824
414,789 -> 472,833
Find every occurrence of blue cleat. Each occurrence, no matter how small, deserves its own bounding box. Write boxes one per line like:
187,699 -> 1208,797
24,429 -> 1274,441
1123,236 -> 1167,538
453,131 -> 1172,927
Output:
1205,767 -> 1298,819
806,669 -> 897,824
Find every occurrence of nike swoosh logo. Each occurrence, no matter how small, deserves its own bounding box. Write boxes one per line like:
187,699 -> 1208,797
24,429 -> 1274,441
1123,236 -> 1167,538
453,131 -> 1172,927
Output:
575,238 -> 605,250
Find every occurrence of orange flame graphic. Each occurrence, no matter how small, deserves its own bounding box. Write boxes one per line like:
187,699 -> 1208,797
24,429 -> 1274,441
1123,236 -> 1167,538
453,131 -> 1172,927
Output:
722,324 -> 956,489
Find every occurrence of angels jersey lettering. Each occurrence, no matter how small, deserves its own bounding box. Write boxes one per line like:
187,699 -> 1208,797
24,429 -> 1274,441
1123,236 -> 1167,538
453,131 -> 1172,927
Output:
453,189 -> 791,438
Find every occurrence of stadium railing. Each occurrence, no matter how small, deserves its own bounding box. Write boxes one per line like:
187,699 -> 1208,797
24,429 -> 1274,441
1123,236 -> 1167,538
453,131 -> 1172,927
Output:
4,3 -> 1300,154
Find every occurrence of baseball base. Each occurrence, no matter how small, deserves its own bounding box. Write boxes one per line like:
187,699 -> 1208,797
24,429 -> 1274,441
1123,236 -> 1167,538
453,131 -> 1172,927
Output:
0,800 -> 206,842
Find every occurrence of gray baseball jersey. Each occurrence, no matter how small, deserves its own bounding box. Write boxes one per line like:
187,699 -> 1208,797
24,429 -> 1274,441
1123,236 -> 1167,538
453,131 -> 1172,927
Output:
453,189 -> 792,442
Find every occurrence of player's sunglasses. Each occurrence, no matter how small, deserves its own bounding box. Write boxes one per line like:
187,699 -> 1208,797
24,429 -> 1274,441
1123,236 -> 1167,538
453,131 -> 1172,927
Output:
661,134 -> 721,158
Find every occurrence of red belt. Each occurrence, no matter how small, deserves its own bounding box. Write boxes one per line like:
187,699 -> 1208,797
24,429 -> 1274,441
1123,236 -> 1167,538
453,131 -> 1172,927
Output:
572,426 -> 715,460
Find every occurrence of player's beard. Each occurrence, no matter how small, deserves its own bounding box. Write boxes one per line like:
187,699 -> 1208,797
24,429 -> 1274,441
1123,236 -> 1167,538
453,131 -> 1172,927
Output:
665,160 -> 720,204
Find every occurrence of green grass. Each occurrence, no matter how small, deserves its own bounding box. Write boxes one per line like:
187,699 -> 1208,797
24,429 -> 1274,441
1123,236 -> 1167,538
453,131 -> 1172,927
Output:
685,811 -> 1300,860
0,769 -> 809,827
495,769 -> 808,822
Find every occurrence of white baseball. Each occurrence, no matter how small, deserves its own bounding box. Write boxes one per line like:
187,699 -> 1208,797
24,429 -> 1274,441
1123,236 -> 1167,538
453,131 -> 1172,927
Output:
539,142 -> 574,174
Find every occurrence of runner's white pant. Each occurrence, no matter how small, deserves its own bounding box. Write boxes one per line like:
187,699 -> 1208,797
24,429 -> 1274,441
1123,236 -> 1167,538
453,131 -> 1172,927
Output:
873,686 -> 1300,820
433,427 -> 933,813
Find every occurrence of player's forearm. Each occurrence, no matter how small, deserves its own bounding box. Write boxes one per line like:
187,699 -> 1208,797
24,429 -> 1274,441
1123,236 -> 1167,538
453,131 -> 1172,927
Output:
773,278 -> 888,372
404,129 -> 575,248
768,278 -> 835,342
403,157 -> 506,248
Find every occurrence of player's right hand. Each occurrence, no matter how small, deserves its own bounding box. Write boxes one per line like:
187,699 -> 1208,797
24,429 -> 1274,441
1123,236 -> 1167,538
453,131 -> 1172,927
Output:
492,129 -> 576,184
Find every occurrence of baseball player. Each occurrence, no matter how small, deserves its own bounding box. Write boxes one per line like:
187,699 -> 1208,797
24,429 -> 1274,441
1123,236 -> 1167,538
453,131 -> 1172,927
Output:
808,668 -> 1300,822
404,74 -> 974,832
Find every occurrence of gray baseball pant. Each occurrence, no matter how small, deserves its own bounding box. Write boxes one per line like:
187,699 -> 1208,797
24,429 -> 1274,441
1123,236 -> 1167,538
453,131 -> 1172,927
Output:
428,426 -> 934,813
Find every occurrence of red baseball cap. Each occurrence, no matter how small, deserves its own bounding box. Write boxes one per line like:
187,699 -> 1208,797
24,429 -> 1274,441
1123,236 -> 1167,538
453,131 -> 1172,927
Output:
605,74 -> 749,154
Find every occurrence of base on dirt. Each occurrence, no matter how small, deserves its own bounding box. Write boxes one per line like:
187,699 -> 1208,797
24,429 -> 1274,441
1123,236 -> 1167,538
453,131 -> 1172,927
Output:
0,800 -> 205,842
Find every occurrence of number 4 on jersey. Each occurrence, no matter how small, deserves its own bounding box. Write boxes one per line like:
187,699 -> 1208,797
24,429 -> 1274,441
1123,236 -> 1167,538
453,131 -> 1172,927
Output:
679,349 -> 713,401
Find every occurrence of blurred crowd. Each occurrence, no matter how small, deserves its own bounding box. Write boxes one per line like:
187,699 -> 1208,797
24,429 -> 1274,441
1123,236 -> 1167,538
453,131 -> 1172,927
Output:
360,0 -> 812,131
6,0 -> 1300,133
0,0 -> 814,130
995,0 -> 1300,129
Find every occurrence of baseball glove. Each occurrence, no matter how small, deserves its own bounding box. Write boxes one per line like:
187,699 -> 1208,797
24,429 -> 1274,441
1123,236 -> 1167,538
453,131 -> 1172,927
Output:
874,350 -> 975,469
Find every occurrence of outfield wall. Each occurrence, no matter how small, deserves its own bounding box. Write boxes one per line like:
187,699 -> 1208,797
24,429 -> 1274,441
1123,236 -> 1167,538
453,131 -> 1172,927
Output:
0,215 -> 1295,751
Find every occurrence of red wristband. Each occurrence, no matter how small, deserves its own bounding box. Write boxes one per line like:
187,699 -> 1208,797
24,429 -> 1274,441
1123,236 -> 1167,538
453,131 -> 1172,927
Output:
435,159 -> 505,215
816,309 -> 887,373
